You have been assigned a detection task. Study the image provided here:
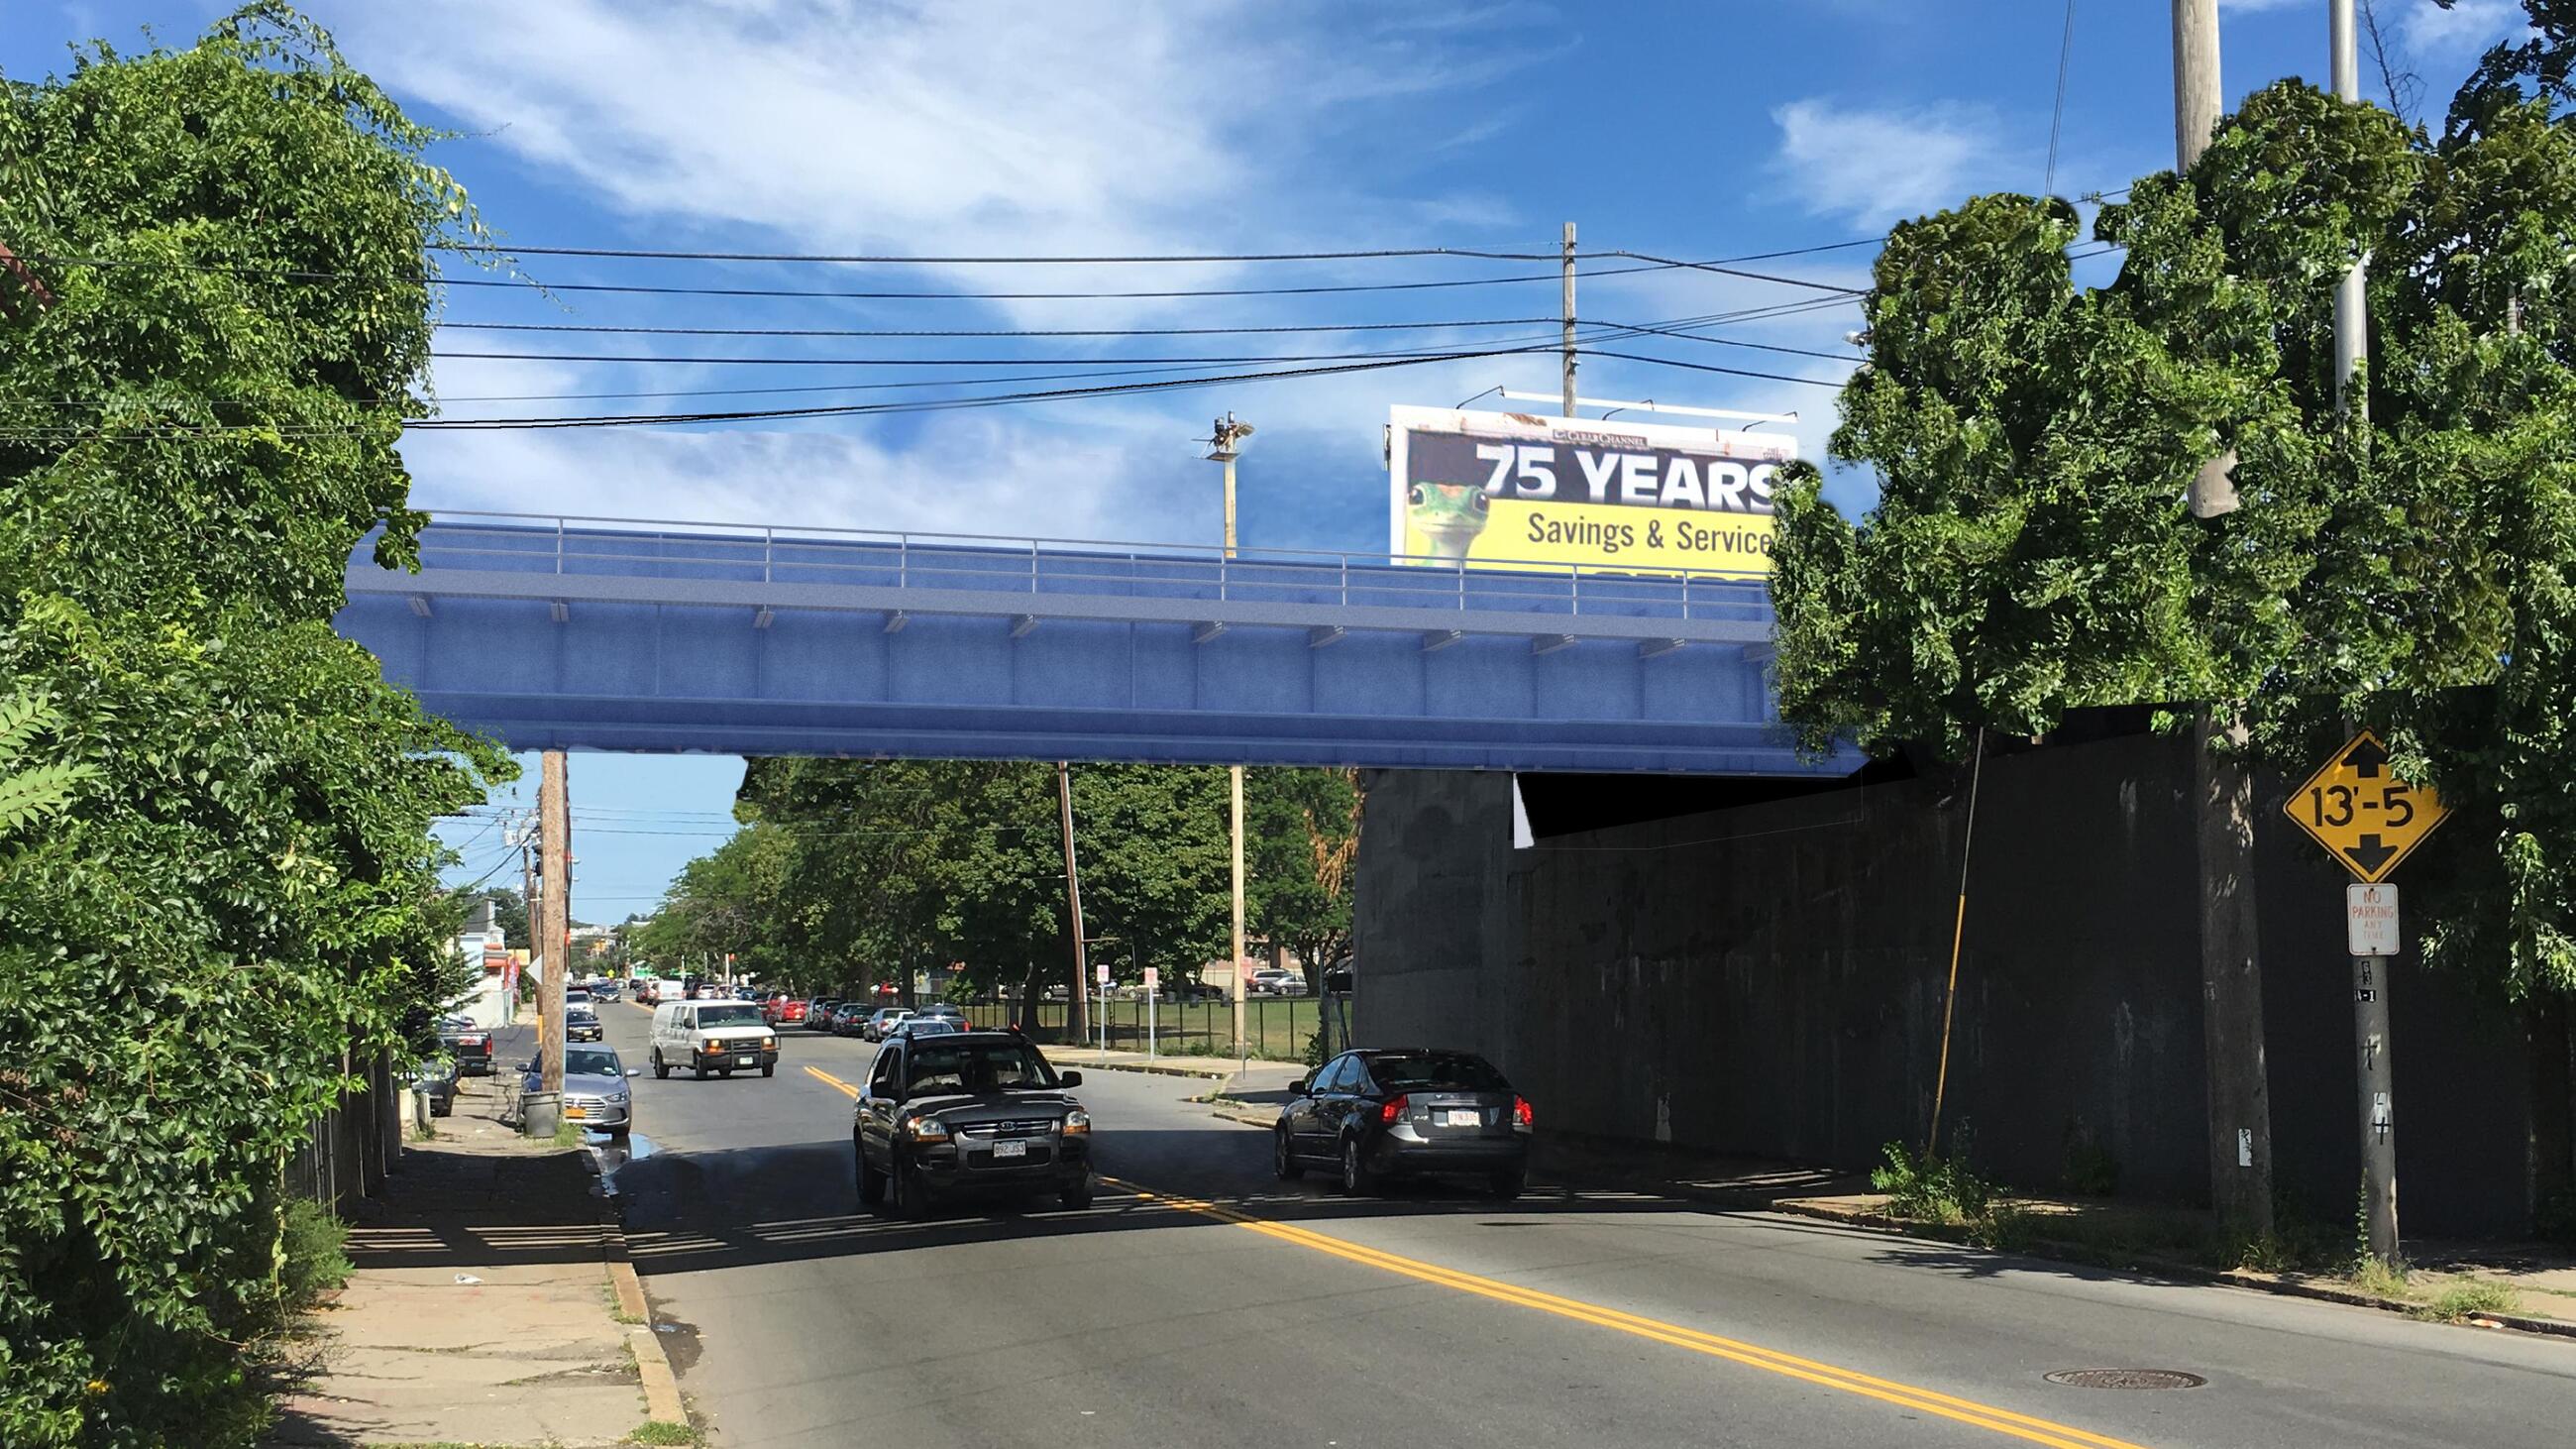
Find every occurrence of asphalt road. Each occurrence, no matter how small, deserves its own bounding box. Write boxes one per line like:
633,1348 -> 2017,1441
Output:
592,1004 -> 2576,1449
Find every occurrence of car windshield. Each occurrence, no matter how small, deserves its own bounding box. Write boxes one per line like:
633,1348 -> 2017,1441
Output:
696,1005 -> 764,1027
569,1008 -> 597,1023
904,1041 -> 1056,1094
1365,1052 -> 1511,1093
564,1047 -> 622,1077
905,1020 -> 957,1035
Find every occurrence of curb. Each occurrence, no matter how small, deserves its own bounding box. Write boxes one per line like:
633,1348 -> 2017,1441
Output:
584,1152 -> 690,1426
1742,1194 -> 2576,1343
1055,1056 -> 1240,1080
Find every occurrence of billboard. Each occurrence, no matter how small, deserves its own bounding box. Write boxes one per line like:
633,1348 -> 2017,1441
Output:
1387,405 -> 1793,577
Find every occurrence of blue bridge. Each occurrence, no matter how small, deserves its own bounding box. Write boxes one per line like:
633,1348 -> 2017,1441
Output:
334,513 -> 1851,776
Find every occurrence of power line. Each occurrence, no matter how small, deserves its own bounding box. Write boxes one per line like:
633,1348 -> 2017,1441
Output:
2045,0 -> 2078,196
437,243 -> 1571,264
436,316 -> 1562,340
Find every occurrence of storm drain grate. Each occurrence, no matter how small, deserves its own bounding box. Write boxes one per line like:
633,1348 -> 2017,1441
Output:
2045,1369 -> 2206,1392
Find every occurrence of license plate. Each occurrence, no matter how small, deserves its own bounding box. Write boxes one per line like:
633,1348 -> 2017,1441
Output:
738,1055 -> 757,1066
1441,1109 -> 1480,1127
565,1106 -> 586,1119
991,1140 -> 1027,1159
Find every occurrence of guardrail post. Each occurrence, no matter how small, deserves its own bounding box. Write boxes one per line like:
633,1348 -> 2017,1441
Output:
1569,563 -> 1580,615
764,525 -> 774,584
554,516 -> 564,575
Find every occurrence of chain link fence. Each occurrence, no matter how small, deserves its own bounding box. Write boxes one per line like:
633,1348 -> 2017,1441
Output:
953,992 -> 1324,1061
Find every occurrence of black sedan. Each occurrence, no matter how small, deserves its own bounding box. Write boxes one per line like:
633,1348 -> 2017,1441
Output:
1275,1049 -> 1531,1198
566,1006 -> 605,1043
855,1030 -> 1091,1217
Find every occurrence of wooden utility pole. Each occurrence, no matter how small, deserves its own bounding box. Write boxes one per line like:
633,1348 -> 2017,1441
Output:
2329,0 -> 2399,1266
1057,761 -> 1090,1046
2176,0 -> 2277,1239
1230,763 -> 1247,1062
1559,221 -> 1578,418
538,751 -> 569,1099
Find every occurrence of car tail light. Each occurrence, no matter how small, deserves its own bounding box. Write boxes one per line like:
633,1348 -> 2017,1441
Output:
1379,1094 -> 1408,1124
1513,1096 -> 1534,1128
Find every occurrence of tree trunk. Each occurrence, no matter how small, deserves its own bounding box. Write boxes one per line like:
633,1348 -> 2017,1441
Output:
2197,709 -> 2275,1235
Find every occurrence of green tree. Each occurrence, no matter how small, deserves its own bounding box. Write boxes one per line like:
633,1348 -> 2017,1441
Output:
0,8 -> 504,1441
1246,768 -> 1362,986
1771,69 -> 2576,997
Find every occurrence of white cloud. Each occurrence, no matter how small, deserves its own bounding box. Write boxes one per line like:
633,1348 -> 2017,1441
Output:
1770,98 -> 2009,230
2399,0 -> 2528,62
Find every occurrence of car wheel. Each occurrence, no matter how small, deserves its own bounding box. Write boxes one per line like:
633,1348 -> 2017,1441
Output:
1274,1126 -> 1304,1181
652,1051 -> 669,1080
1058,1174 -> 1095,1210
1341,1136 -> 1376,1196
692,1061 -> 707,1081
608,1126 -> 630,1141
761,1062 -> 775,1078
1487,1167 -> 1527,1200
892,1153 -> 933,1221
719,1067 -> 734,1078
856,1142 -> 886,1205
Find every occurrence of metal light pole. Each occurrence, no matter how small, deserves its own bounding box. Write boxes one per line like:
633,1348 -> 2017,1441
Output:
1207,415 -> 1255,1061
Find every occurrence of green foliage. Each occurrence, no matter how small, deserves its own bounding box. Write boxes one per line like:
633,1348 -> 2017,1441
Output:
682,760 -> 1355,1017
1773,63 -> 2576,999
2414,1277 -> 2521,1322
625,1422 -> 700,1447
274,1197 -> 351,1308
1870,1137 -> 1999,1224
2061,1119 -> 2120,1197
2350,1254 -> 2415,1299
0,692 -> 94,833
0,8 -> 506,1441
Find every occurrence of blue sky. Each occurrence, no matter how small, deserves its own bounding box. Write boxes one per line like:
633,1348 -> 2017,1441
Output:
8,0 -> 2534,921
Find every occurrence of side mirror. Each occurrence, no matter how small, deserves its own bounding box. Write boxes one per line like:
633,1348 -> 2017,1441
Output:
1059,1070 -> 1083,1087
1292,1076 -> 1312,1096
626,1066 -> 642,1077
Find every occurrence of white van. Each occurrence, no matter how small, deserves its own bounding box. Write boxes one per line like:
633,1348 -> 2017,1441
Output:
649,998 -> 778,1080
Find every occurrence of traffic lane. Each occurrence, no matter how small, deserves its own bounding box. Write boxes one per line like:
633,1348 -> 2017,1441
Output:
605,1014 -> 2572,1449
618,1071 -> 2032,1448
611,1040 -> 2134,1449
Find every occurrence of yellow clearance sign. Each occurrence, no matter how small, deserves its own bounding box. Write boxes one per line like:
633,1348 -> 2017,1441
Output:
2282,730 -> 2449,884
1387,405 -> 1792,577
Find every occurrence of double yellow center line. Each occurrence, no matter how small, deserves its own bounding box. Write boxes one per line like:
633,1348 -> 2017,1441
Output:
801,1066 -> 2142,1449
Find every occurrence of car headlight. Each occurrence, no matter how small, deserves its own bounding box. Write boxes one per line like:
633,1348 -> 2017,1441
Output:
762,1036 -> 776,1050
903,1115 -> 950,1141
1060,1109 -> 1090,1136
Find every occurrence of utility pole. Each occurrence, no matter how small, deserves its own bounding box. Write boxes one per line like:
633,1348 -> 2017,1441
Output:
538,751 -> 569,1105
1056,761 -> 1090,1047
2175,0 -> 2277,1239
1560,221 -> 1578,418
1207,415 -> 1256,1059
2329,0 -> 2399,1265
517,823 -> 539,1029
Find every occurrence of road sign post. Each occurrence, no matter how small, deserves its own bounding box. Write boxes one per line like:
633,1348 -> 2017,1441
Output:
1143,967 -> 1159,1059
2287,733 -> 2441,1266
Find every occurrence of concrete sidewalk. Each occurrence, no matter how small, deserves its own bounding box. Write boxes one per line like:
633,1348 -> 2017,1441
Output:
1041,1042 -> 1310,1097
266,1071 -> 687,1447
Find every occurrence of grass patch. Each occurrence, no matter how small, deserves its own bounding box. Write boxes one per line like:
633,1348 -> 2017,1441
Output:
554,1119 -> 583,1149
627,1421 -> 699,1445
2347,1254 -> 2415,1300
2415,1278 -> 2521,1323
1871,1139 -> 1999,1225
278,1196 -> 353,1307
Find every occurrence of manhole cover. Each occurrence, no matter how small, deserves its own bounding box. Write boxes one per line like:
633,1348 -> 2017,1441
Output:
2045,1369 -> 2206,1392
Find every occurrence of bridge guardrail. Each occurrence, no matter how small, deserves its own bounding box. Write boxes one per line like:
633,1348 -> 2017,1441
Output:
385,510 -> 1773,626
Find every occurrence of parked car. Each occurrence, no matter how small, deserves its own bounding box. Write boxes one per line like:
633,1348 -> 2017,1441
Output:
861,1007 -> 914,1042
520,1045 -> 640,1137
649,998 -> 779,1080
806,997 -> 842,1030
920,1002 -> 969,1022
566,1005 -> 605,1044
1246,968 -> 1308,997
409,1059 -> 458,1117
1274,1049 -> 1530,1198
590,978 -> 622,1002
854,1029 -> 1092,1217
438,1016 -> 494,1075
820,1003 -> 863,1036
889,1017 -> 963,1043
563,987 -> 592,1009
